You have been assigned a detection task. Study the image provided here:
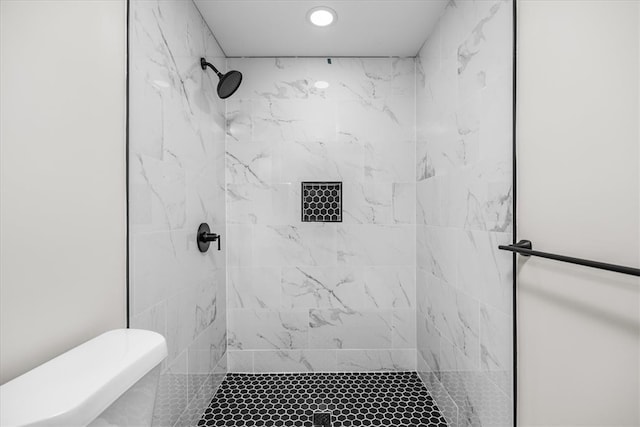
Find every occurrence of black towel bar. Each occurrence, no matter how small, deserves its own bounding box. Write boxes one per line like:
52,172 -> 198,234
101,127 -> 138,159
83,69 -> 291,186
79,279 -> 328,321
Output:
499,240 -> 640,277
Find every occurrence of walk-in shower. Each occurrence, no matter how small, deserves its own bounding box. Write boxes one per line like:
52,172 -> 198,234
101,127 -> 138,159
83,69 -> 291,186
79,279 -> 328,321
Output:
128,1 -> 515,426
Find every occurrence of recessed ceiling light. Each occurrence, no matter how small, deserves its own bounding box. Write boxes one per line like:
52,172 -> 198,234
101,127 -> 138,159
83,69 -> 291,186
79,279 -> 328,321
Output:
307,7 -> 337,27
314,81 -> 330,89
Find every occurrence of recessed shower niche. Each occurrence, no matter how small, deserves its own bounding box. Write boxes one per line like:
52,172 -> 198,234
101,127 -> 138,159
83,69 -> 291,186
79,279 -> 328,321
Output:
302,182 -> 342,222
128,0 -> 514,425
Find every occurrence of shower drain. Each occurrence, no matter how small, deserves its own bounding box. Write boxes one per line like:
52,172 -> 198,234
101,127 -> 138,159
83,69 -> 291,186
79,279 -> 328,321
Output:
313,412 -> 331,427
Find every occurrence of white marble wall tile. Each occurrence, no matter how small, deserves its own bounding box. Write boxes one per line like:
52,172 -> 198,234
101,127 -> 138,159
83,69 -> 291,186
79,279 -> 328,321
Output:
329,58 -> 401,100
228,267 -> 282,309
420,136 -> 467,183
228,309 -> 308,350
309,309 -> 392,349
130,2 -> 227,423
420,271 -> 481,369
227,57 -> 417,371
226,225 -> 253,267
457,0 -> 513,99
438,335 -> 477,374
428,57 -> 459,118
456,92 -> 481,151
440,0 -> 477,55
166,276 -> 222,363
439,169 -> 515,232
280,266 -> 416,312
129,164 -> 154,226
226,142 -> 277,187
416,267 -> 429,317
416,141 -> 434,182
187,153 -> 226,228
132,228 -> 221,313
227,58 -> 317,101
417,315 -> 442,375
449,288 -> 480,368
416,0 -> 513,422
392,183 -> 416,224
361,267 -> 415,309
337,224 -> 414,266
226,184 -> 267,225
390,58 -> 417,97
280,140 -> 364,184
434,174 -> 467,230
479,76 -> 513,162
342,182 -> 393,225
416,100 -> 443,150
188,320 -> 226,379
337,97 -> 414,144
480,304 -> 513,396
425,277 -> 455,346
336,350 -> 416,372
132,232 -> 174,314
454,160 -> 513,232
252,224 -> 337,267
128,62 -> 165,162
226,183 -> 295,225
253,350 -> 338,373
364,140 -> 416,183
132,1 -> 213,60
416,182 -> 441,226
130,153 -> 186,231
392,309 -> 417,348
281,267 -> 361,310
416,226 -> 458,286
227,350 -> 254,373
225,99 -> 252,143
418,117 -> 479,180
252,98 -> 337,144
457,230 -> 512,313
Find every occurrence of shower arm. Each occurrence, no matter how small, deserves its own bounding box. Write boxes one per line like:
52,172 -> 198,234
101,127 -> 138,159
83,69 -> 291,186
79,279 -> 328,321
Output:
200,58 -> 223,78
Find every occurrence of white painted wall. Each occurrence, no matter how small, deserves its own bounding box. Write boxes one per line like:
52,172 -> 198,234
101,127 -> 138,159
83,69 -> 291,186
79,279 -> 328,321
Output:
517,1 -> 640,425
0,0 -> 127,384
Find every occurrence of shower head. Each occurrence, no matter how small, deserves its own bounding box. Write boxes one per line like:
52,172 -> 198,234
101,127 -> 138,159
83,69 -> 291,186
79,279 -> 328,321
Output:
200,58 -> 243,99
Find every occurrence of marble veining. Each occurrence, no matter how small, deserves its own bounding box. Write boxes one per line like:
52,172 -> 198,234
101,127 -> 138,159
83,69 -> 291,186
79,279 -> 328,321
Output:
129,1 -> 513,424
226,58 -> 417,372
415,1 -> 514,426
129,0 -> 227,425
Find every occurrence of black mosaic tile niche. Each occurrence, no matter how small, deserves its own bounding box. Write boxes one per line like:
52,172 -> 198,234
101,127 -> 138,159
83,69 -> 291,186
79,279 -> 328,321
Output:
198,371 -> 449,427
301,182 -> 342,223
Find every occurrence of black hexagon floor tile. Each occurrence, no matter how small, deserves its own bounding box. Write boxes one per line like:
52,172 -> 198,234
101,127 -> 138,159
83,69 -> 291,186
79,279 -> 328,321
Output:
197,371 -> 448,427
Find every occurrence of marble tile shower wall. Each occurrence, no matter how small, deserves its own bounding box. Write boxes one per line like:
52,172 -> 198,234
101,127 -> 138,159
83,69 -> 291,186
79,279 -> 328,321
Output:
128,1 -> 227,426
225,58 -> 417,373
414,1 -> 514,426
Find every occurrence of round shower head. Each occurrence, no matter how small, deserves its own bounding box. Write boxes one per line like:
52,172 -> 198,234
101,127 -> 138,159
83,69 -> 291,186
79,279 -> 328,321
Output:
200,57 -> 243,99
217,70 -> 243,99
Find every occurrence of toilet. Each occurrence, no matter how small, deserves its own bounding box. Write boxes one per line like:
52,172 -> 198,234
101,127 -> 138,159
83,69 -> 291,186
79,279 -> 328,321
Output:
0,329 -> 167,426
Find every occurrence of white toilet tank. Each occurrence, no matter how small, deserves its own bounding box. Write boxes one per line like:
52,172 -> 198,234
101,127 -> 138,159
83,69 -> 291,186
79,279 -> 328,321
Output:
0,329 -> 167,427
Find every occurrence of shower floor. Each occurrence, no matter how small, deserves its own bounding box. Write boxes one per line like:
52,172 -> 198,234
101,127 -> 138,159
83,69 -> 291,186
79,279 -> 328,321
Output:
197,371 -> 448,427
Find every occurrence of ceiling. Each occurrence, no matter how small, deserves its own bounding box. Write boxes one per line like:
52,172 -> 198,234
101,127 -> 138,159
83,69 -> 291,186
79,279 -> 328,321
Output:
193,0 -> 448,57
